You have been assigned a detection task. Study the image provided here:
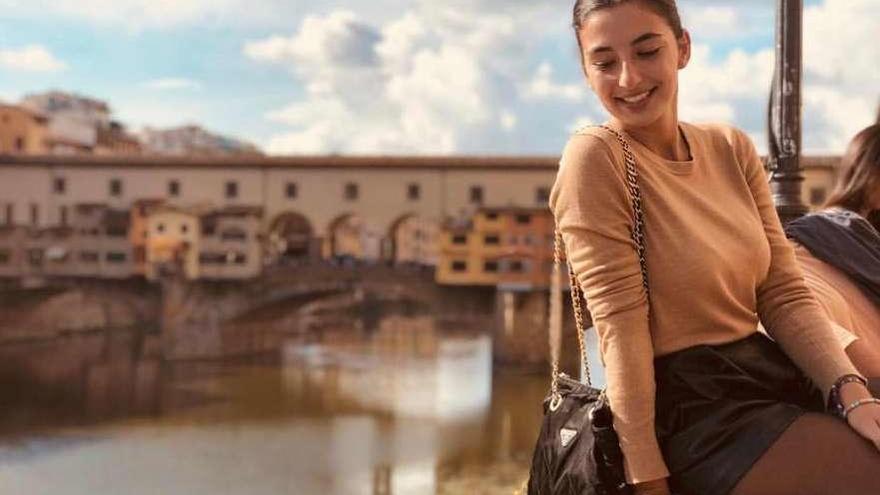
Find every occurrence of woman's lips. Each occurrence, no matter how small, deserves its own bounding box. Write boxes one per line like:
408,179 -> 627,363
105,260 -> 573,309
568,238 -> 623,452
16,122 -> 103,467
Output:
615,87 -> 657,109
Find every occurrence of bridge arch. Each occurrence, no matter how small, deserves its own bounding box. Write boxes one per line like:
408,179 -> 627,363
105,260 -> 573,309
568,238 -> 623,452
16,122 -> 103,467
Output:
325,213 -> 382,262
268,211 -> 316,261
384,213 -> 439,266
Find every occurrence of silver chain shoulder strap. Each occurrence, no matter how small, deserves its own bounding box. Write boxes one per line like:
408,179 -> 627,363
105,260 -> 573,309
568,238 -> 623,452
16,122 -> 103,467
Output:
549,125 -> 649,409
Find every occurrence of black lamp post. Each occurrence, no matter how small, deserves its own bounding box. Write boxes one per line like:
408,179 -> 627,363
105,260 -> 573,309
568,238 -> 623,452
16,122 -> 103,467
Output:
768,0 -> 807,225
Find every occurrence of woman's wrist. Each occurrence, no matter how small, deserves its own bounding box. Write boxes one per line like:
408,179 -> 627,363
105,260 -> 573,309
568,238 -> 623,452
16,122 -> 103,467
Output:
828,374 -> 869,418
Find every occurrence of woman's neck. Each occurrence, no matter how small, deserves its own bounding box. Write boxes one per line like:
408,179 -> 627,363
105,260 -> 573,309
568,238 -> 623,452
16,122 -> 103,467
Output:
615,114 -> 691,161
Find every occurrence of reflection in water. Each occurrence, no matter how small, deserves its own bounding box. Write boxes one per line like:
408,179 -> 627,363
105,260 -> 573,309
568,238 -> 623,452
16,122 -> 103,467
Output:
0,317 -> 553,494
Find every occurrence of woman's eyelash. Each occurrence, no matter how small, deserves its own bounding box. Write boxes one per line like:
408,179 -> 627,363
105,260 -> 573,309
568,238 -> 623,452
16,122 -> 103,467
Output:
592,47 -> 661,70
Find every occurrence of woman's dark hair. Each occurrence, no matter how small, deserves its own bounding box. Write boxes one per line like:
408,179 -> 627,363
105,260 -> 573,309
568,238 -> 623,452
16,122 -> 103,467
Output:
572,0 -> 684,51
825,124 -> 880,228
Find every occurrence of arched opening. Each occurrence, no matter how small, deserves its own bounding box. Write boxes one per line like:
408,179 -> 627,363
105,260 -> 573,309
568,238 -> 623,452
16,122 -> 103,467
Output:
326,213 -> 368,263
385,214 -> 439,267
268,211 -> 315,262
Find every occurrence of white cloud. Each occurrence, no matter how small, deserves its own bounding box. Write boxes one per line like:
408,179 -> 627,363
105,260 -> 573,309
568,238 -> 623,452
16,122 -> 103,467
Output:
247,6 -> 534,155
678,43 -> 773,132
500,110 -> 517,131
801,0 -> 880,152
682,6 -> 741,39
143,78 -> 202,91
0,45 -> 66,72
522,62 -> 586,102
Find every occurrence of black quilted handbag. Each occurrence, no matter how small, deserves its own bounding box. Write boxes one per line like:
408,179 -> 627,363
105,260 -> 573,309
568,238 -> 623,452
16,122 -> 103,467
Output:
527,125 -> 647,495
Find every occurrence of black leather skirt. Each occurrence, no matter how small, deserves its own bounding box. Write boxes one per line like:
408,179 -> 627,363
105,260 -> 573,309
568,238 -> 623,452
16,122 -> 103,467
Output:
654,332 -> 826,495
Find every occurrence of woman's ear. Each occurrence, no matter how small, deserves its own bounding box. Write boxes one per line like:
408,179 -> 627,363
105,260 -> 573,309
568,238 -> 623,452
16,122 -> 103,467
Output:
677,29 -> 692,69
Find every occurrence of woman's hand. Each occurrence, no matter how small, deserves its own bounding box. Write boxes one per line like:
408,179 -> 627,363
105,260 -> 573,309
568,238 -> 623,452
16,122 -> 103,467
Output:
633,477 -> 671,495
841,382 -> 880,451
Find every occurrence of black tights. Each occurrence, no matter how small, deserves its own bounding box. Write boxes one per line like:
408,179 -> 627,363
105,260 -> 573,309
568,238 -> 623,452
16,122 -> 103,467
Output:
730,413 -> 880,495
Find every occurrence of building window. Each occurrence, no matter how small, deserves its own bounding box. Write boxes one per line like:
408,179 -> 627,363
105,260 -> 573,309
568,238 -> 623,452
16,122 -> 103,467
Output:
157,223 -> 165,234
345,183 -> 359,201
109,178 -> 123,197
483,260 -> 499,273
509,260 -> 525,273
286,182 -> 298,199
232,252 -> 247,264
225,181 -> 238,199
470,186 -> 484,204
451,260 -> 467,272
407,183 -> 420,201
484,234 -> 500,245
199,252 -> 226,265
181,224 -> 188,234
0,249 -> 9,264
27,248 -> 43,267
5,204 -> 13,225
536,186 -> 551,205
80,251 -> 99,263
14,136 -> 24,151
107,225 -> 127,237
59,206 -> 68,227
515,213 -> 531,225
54,177 -> 66,194
168,180 -> 180,197
105,252 -> 127,263
30,203 -> 38,226
485,211 -> 499,221
810,187 -> 827,206
221,228 -> 247,241
452,234 -> 467,245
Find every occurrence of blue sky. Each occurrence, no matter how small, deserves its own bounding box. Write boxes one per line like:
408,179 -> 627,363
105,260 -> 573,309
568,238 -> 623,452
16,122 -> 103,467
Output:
0,0 -> 875,155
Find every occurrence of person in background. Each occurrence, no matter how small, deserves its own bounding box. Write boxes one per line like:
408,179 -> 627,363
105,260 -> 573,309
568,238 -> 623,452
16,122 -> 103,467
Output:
551,1 -> 880,494
787,124 -> 880,382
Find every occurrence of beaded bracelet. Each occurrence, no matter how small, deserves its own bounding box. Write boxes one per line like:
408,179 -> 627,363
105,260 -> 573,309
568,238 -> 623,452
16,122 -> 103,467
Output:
828,373 -> 869,419
843,398 -> 880,419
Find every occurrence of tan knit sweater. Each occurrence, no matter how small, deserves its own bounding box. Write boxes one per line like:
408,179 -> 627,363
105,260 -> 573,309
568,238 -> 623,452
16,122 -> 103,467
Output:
549,123 -> 858,483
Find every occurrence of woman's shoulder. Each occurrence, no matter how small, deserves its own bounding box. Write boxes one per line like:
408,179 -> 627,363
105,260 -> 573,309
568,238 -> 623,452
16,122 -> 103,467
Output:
559,125 -> 624,177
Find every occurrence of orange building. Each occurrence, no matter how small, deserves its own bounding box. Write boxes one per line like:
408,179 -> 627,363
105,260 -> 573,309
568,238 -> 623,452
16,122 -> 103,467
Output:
0,104 -> 49,154
436,207 -> 555,288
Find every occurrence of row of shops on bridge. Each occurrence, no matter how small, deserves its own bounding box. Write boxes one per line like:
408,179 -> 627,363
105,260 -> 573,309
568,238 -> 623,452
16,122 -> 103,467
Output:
0,198 -> 558,288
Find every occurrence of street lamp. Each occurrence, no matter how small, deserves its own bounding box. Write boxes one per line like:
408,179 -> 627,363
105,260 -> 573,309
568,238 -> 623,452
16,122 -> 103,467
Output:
768,0 -> 806,225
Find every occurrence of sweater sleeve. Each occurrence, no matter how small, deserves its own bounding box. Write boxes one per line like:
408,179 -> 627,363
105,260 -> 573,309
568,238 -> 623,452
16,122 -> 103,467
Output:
793,244 -> 859,349
549,131 -> 669,484
730,128 -> 859,394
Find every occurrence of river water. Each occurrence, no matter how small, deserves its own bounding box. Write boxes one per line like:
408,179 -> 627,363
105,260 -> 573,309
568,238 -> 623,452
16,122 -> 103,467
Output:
0,323 -> 604,494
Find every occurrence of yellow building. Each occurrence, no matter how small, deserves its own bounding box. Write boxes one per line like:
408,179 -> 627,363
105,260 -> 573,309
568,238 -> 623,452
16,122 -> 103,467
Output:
0,104 -> 48,154
436,207 -> 555,288
145,206 -> 201,280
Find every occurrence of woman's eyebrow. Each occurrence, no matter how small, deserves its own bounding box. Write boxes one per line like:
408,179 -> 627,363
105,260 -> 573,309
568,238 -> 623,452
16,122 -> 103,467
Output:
590,32 -> 663,54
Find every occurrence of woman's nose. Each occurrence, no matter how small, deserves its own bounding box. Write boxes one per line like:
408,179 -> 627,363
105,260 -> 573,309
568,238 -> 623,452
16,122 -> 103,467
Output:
618,61 -> 642,89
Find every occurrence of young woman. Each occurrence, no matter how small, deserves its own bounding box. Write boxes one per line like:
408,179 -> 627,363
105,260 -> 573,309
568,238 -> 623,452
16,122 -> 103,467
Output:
549,1 -> 880,494
787,124 -> 880,379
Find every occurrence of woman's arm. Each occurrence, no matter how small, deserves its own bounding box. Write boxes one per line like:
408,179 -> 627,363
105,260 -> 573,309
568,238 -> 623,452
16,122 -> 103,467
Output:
550,131 -> 669,484
732,127 -> 880,452
729,127 -> 859,393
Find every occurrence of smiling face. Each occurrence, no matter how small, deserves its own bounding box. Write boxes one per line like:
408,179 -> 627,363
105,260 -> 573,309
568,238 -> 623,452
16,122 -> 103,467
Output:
576,1 -> 690,131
